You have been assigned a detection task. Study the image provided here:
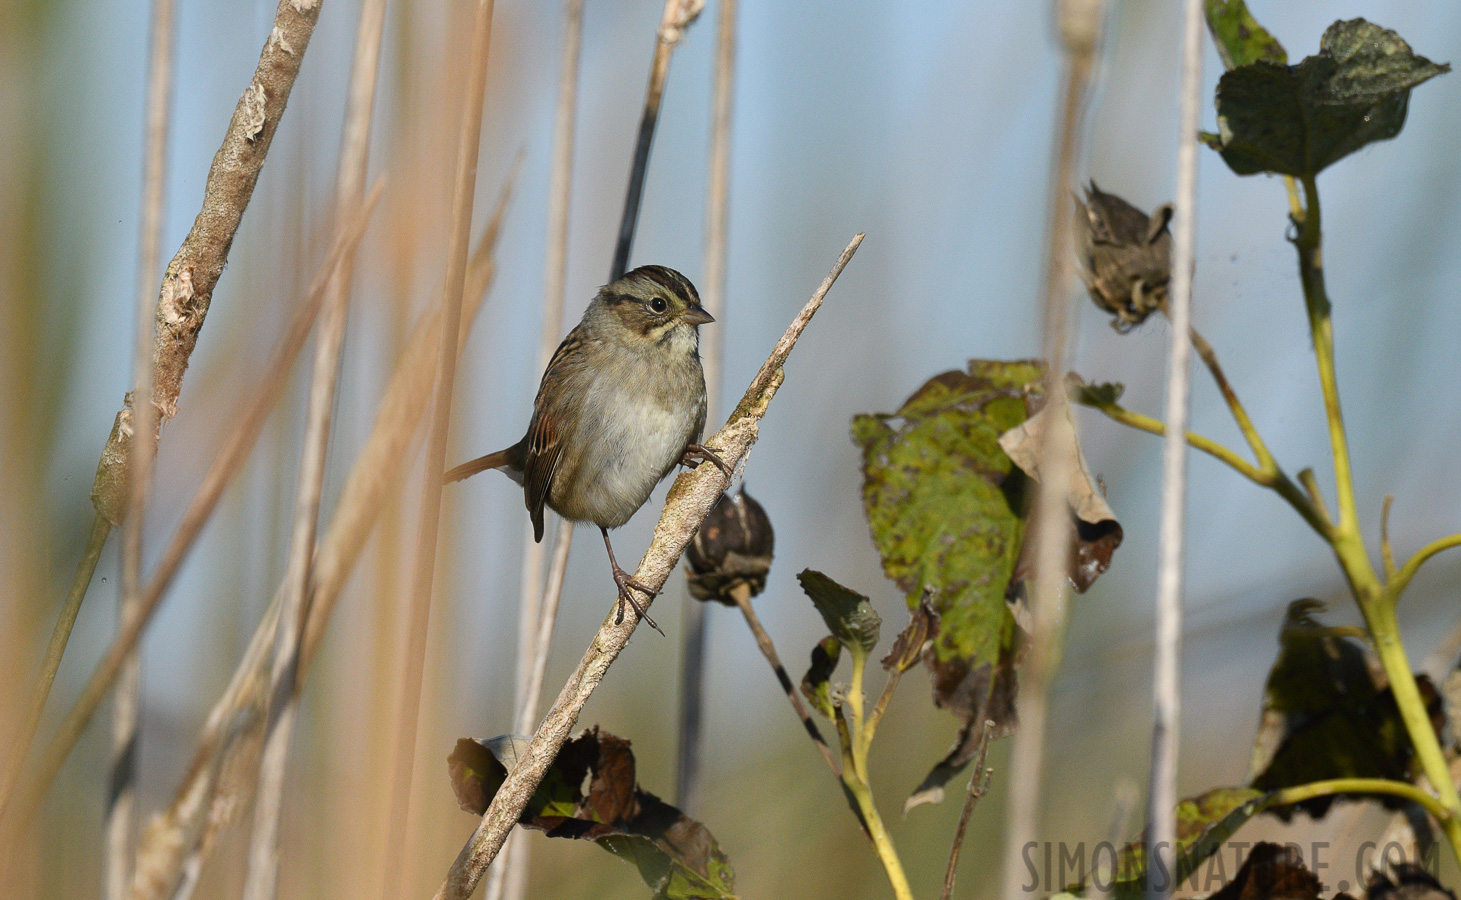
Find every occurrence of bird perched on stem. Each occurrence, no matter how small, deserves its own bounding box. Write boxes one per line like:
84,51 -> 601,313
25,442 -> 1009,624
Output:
445,265 -> 729,634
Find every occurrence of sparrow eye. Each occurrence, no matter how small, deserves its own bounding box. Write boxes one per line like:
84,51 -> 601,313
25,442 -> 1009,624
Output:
649,297 -> 668,314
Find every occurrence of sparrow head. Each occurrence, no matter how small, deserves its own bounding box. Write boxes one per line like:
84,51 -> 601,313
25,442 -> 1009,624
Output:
594,265 -> 714,347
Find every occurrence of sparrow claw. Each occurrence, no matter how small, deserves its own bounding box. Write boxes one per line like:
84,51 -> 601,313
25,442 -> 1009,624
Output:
611,565 -> 663,635
681,443 -> 732,477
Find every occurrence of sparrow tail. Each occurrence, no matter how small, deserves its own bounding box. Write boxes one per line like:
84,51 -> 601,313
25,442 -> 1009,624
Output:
443,448 -> 516,484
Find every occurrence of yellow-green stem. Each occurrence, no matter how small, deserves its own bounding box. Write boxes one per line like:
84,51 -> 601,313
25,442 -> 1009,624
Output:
847,652 -> 869,783
843,766 -> 914,900
1296,173 -> 1461,868
1265,777 -> 1452,826
1083,401 -> 1331,539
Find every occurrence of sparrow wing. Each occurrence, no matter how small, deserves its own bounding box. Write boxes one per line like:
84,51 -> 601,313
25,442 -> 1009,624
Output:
522,328 -> 583,542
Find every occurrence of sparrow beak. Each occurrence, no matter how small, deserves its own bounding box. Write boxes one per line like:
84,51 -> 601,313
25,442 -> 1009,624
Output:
681,304 -> 715,326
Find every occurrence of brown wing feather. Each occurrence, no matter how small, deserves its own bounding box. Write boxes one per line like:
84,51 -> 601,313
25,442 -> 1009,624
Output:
522,328 -> 584,541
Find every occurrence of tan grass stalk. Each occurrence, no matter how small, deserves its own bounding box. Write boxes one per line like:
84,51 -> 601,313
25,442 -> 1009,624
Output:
126,183 -> 512,900
676,0 -> 736,813
1,186 -> 383,837
239,0 -> 388,893
999,1 -> 1103,897
378,1 -> 499,896
434,233 -> 864,900
107,0 -> 178,891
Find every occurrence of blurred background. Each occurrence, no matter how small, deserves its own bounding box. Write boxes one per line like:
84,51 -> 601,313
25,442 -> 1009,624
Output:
3,1 -> 1461,897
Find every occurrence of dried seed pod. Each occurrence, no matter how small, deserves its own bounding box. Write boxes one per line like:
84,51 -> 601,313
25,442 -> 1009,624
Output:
686,487 -> 774,605
1075,181 -> 1173,332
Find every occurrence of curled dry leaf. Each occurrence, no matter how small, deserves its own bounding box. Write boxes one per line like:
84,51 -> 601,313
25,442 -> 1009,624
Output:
801,636 -> 842,720
999,386 -> 1124,593
1207,841 -> 1324,900
881,594 -> 936,674
449,728 -> 737,900
1074,183 -> 1172,333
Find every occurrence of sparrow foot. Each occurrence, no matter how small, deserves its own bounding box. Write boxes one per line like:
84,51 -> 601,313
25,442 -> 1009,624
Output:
600,526 -> 663,635
680,443 -> 732,477
611,565 -> 663,636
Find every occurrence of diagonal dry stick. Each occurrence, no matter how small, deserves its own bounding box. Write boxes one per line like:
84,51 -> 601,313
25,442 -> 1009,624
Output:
434,232 -> 864,900
126,181 -> 514,900
0,184 -> 383,838
109,0 -> 178,890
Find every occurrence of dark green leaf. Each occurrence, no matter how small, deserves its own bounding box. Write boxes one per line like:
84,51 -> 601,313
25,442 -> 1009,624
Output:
1211,19 -> 1449,177
853,360 -> 1040,806
1250,600 -> 1441,819
801,636 -> 842,719
1204,0 -> 1286,70
1068,378 -> 1124,408
797,570 -> 880,659
449,729 -> 737,899
1101,788 -> 1265,898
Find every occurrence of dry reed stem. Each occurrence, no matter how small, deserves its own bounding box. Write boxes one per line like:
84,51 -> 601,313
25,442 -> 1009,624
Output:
91,0 -> 326,525
108,0 -> 178,890
493,5 -> 585,891
434,233 -> 863,900
731,584 -> 840,778
1000,1 -> 1103,897
240,0 -> 388,893
610,0 -> 704,280
1147,3 -> 1203,896
126,183 -> 513,900
379,1 -> 498,897
941,720 -> 995,900
676,0 -> 736,814
1,184 -> 383,836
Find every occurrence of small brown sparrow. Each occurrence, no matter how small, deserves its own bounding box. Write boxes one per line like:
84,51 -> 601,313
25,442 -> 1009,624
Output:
445,265 -> 728,633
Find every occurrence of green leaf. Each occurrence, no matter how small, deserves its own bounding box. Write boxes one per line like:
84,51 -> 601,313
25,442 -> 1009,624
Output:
853,360 -> 1041,807
801,636 -> 842,719
1210,19 -> 1449,177
449,729 -> 738,899
852,360 -> 1035,685
1068,379 -> 1124,409
797,570 -> 880,659
1204,0 -> 1286,70
1249,600 -> 1439,819
1102,788 -> 1265,898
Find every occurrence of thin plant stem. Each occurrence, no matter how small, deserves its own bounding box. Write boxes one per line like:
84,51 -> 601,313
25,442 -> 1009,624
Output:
941,720 -> 995,900
1146,4 -> 1203,898
677,0 -> 736,814
491,6 -> 583,896
1380,495 -> 1397,579
0,513 -> 110,839
108,0 -> 176,889
731,583 -> 840,778
124,189 -> 509,900
0,186 -> 383,836
610,0 -> 703,280
434,234 -> 863,900
90,0 -> 325,525
241,0 -> 387,891
1291,173 -> 1461,866
378,1 -> 497,896
1002,2 -> 1102,897
1390,532 -> 1461,599
1079,399 -> 1331,540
